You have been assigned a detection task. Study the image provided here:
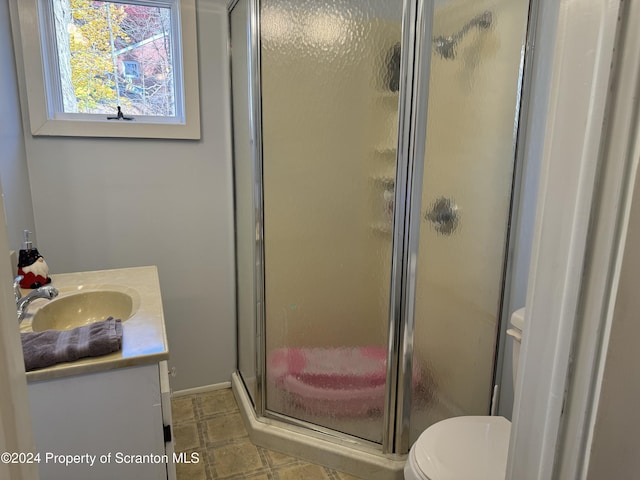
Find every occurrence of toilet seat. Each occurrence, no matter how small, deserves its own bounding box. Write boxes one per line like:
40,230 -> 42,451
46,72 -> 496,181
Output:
406,416 -> 511,480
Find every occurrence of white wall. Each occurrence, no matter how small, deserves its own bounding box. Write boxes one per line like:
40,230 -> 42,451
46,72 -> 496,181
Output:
496,59 -> 543,418
508,0 -> 623,476
0,0 -> 36,250
0,2 -> 38,478
0,187 -> 38,480
585,131 -> 640,479
10,0 -> 236,391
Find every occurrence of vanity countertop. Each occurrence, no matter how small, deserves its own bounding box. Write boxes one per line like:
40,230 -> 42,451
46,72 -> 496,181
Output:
20,266 -> 169,383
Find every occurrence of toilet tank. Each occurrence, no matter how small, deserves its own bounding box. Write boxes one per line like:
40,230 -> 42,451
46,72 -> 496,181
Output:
506,308 -> 525,387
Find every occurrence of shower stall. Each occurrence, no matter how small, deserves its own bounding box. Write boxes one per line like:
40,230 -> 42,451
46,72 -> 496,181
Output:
229,0 -> 531,466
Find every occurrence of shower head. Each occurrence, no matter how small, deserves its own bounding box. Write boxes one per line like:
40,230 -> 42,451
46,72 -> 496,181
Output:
433,10 -> 493,60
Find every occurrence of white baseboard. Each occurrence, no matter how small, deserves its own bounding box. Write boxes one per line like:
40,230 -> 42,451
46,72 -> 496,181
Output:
171,381 -> 231,398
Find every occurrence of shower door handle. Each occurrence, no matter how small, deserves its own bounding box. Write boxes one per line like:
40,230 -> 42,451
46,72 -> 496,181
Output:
424,197 -> 459,235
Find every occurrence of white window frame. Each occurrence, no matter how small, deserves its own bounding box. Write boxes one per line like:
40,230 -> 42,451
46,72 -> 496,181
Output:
13,0 -> 200,139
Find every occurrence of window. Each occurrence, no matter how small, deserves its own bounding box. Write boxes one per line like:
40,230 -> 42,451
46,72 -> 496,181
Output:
13,0 -> 199,139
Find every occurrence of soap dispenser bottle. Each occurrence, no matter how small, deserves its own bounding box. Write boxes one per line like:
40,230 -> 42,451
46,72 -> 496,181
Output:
17,230 -> 51,289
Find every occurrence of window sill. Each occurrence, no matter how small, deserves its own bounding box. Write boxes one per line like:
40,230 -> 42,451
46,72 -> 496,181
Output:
30,116 -> 200,140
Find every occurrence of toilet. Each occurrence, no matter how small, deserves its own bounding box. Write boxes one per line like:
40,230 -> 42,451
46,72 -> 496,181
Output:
404,308 -> 525,480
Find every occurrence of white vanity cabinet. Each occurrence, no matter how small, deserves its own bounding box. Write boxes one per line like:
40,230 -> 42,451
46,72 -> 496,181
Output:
28,361 -> 176,480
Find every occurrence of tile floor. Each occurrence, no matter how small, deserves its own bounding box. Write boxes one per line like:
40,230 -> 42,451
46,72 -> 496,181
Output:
171,389 -> 364,480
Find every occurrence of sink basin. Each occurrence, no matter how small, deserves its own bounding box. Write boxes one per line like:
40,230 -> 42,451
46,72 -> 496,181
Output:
30,290 -> 134,332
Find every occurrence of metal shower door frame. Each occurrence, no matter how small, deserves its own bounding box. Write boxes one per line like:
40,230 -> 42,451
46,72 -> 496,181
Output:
387,0 -> 539,454
228,0 -> 267,417
233,0 -> 441,455
230,0 -> 534,456
383,0 -> 434,455
247,0 -> 267,419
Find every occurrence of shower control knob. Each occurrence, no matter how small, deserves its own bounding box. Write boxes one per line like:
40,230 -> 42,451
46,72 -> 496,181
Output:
425,197 -> 459,235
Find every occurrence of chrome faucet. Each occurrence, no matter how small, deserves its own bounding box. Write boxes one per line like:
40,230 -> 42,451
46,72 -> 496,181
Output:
13,275 -> 23,303
14,276 -> 58,323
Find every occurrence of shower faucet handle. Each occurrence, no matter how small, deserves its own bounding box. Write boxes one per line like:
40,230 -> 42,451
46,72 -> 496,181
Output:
425,197 -> 459,236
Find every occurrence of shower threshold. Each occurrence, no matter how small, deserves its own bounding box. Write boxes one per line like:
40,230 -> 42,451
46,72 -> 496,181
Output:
231,373 -> 406,480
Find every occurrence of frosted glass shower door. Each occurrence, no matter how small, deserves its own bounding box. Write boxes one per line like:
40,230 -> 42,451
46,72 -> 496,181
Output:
230,0 -> 258,404
409,0 -> 530,444
260,0 -> 404,443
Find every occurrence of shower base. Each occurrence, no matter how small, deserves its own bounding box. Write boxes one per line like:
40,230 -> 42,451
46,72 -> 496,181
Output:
231,372 -> 406,480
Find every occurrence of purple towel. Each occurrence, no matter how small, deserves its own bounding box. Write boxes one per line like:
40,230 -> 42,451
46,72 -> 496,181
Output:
21,317 -> 123,371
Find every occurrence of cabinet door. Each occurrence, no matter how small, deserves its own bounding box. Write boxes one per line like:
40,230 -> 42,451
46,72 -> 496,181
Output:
29,364 -> 168,480
159,360 -> 177,480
